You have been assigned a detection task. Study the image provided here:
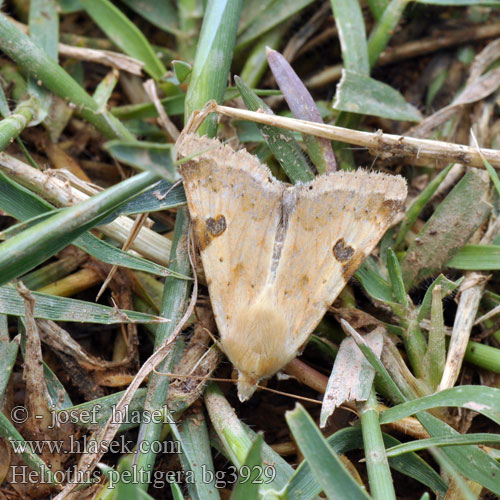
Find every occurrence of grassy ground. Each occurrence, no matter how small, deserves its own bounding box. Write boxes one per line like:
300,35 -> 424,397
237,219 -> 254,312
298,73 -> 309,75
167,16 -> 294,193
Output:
0,1 -> 500,499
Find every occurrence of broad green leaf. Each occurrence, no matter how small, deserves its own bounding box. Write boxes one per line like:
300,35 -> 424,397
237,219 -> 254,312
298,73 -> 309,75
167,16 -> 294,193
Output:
333,71 -> 422,122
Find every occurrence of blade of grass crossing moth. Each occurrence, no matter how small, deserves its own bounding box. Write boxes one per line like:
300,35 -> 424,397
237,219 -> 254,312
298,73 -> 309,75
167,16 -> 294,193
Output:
0,13 -> 133,140
79,0 -> 167,80
230,434 -> 263,500
234,75 -> 314,183
360,389 -> 396,500
184,0 -> 243,137
394,163 -> 454,250
286,404 -> 371,500
169,412 -> 221,500
266,48 -> 337,173
132,209 -> 192,491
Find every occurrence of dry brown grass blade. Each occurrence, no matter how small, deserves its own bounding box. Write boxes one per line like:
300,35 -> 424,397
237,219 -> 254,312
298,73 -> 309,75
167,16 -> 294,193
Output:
214,105 -> 500,169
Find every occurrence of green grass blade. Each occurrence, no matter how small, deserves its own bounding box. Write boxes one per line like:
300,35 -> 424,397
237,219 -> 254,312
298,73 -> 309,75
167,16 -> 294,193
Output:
0,170 -> 158,285
380,385 -> 500,425
80,0 -> 167,80
360,389 -> 396,500
0,285 -> 161,324
0,12 -> 133,140
448,244 -> 500,270
184,0 -> 242,136
236,0 -> 314,50
235,75 -> 314,183
118,0 -> 179,35
286,404 -> 371,500
394,164 -> 454,249
170,412 -> 221,500
386,248 -> 408,305
330,0 -> 369,74
104,141 -> 180,181
367,0 -> 410,67
230,434 -> 263,500
133,208 -> 192,490
417,411 -> 500,496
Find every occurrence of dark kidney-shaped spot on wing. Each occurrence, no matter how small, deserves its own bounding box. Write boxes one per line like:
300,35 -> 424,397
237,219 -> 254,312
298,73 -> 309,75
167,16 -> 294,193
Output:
194,215 -> 227,251
333,238 -> 355,262
206,215 -> 226,236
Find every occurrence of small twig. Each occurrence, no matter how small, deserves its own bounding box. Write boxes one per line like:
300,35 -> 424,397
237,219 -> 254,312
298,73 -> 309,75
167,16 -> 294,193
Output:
214,104 -> 500,169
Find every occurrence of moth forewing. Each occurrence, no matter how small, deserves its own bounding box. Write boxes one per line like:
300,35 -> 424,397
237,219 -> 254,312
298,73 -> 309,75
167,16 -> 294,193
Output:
178,134 -> 407,401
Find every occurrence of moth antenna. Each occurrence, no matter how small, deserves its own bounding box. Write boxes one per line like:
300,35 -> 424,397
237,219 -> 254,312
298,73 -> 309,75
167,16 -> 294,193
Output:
153,368 -> 322,405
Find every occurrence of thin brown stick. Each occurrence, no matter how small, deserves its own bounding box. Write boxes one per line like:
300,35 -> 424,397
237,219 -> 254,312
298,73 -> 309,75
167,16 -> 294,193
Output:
214,104 -> 500,169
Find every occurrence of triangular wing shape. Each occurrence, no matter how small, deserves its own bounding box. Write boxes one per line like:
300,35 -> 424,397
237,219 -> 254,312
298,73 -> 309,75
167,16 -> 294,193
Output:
178,134 -> 407,401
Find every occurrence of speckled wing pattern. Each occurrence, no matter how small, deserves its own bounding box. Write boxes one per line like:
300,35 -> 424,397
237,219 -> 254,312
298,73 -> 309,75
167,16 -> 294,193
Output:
178,134 -> 407,401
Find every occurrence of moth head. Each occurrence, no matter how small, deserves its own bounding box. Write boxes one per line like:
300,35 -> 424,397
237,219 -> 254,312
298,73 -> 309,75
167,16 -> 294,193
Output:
222,293 -> 293,402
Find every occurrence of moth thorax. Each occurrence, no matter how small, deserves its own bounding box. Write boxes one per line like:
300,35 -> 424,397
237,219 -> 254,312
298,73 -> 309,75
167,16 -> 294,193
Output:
223,296 -> 291,401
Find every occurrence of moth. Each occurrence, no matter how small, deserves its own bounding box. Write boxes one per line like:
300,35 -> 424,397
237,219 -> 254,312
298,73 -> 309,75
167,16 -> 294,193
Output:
178,134 -> 407,401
